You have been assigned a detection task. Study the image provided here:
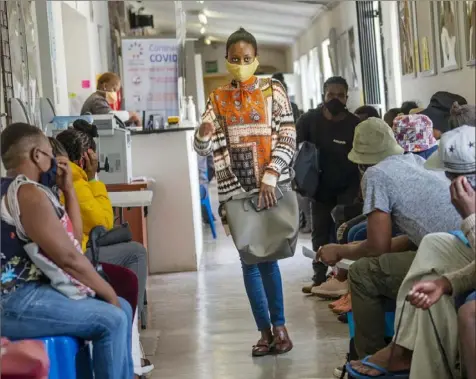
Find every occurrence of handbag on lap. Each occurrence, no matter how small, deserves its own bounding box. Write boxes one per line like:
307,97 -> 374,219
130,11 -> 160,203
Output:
223,168 -> 299,265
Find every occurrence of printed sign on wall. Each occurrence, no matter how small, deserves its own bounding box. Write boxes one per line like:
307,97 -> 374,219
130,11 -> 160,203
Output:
121,38 -> 179,117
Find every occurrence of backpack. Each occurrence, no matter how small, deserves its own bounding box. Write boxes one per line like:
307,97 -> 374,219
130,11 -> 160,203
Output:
292,141 -> 320,198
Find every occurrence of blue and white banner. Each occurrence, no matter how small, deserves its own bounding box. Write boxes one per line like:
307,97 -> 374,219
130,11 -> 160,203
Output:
121,38 -> 179,117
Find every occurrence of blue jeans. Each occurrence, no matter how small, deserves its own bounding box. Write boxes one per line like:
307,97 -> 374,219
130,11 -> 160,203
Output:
241,260 -> 285,331
1,282 -> 133,379
348,221 -> 368,242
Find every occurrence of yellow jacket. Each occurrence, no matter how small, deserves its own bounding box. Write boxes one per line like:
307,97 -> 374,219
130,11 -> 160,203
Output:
64,162 -> 114,251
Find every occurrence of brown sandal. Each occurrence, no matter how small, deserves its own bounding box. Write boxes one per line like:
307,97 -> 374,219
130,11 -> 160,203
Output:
252,336 -> 275,357
273,326 -> 293,355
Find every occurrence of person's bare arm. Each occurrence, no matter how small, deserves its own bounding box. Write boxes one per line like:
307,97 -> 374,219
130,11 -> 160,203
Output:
336,211 -> 413,260
17,184 -> 119,306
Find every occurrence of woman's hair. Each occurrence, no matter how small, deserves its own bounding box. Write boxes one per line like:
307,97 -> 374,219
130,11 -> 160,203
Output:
48,137 -> 68,157
384,108 -> 402,127
97,72 -> 121,90
225,27 -> 258,57
400,101 -> 419,115
355,105 -> 380,119
56,120 -> 97,162
449,102 -> 476,129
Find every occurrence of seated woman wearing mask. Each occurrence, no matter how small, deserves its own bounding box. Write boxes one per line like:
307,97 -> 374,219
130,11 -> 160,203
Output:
194,27 -> 296,356
81,72 -> 141,126
1,123 -> 133,379
53,121 -> 152,377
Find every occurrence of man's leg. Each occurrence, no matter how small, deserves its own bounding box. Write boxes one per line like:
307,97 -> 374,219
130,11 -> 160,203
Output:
297,194 -> 312,232
394,233 -> 474,379
85,241 -> 147,314
348,251 -> 417,358
459,298 -> 476,379
310,201 -> 334,285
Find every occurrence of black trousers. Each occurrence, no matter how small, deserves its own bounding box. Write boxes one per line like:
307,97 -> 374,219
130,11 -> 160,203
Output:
310,185 -> 359,285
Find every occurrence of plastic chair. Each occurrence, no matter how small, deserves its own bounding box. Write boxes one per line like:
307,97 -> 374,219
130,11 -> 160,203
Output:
347,311 -> 396,339
34,336 -> 92,379
200,184 -> 217,239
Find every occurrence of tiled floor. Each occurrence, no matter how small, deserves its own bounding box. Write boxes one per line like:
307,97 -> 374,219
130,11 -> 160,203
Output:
145,219 -> 349,379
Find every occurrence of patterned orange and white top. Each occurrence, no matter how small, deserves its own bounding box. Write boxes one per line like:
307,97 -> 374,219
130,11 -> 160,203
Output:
194,76 -> 296,202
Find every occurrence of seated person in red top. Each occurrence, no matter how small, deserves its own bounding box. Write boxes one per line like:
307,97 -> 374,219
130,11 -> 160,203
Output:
0,122 -> 133,379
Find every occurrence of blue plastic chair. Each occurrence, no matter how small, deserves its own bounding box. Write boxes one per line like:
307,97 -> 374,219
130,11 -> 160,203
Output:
35,336 -> 92,379
347,311 -> 395,339
200,184 -> 217,239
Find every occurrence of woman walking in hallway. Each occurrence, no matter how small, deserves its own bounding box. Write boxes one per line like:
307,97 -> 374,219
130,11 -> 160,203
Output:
194,28 -> 296,356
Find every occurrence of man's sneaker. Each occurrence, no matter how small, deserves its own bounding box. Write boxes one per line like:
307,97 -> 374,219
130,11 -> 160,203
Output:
311,278 -> 348,299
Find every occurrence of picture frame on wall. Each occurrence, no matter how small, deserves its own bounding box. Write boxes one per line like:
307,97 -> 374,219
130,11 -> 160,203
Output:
435,0 -> 461,72
463,1 -> 476,66
397,0 -> 416,77
413,1 -> 437,76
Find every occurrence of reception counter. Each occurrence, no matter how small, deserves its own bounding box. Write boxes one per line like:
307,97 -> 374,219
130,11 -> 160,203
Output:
130,128 -> 203,274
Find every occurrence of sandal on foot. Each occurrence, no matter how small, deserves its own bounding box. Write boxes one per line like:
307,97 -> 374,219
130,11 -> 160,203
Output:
345,356 -> 410,379
273,326 -> 293,355
252,337 -> 274,357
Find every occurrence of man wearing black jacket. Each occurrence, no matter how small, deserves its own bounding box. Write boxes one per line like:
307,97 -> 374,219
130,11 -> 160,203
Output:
297,76 -> 360,293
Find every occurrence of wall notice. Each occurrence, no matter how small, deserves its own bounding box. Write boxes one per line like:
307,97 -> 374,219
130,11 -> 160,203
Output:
121,38 -> 179,117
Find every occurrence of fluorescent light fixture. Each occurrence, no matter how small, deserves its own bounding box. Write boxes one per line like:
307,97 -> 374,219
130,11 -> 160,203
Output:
200,26 -> 206,35
204,37 -> 211,45
196,1 -> 204,3
198,12 -> 207,25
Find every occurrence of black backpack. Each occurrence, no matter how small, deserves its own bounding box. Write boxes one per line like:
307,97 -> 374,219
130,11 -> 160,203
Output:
292,141 -> 320,198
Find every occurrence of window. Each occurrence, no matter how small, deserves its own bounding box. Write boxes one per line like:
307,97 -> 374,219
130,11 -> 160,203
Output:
321,38 -> 333,81
299,54 -> 309,111
308,47 -> 321,109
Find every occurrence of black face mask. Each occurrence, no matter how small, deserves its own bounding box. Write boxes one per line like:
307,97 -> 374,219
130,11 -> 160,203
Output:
325,98 -> 347,116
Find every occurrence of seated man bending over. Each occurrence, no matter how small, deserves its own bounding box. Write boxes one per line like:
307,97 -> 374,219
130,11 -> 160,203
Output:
318,118 -> 461,359
0,123 -> 133,378
348,126 -> 476,379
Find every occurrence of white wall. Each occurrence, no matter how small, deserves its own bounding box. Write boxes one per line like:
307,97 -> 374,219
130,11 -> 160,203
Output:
290,1 -> 362,111
35,0 -> 111,115
196,42 -> 288,75
291,1 -> 475,112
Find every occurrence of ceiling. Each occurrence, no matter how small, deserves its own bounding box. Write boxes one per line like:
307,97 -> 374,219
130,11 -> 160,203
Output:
127,1 -> 334,47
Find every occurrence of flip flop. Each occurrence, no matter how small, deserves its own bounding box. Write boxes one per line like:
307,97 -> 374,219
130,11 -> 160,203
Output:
345,356 -> 410,379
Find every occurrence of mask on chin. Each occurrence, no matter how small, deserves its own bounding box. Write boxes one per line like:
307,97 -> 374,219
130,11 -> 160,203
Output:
39,158 -> 58,188
105,91 -> 118,104
325,98 -> 347,116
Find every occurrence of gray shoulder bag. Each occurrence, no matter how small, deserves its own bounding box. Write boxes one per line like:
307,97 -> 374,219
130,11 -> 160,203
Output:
223,168 -> 299,265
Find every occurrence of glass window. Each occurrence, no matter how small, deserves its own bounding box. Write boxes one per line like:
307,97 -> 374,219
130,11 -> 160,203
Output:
299,54 -> 309,111
321,38 -> 333,81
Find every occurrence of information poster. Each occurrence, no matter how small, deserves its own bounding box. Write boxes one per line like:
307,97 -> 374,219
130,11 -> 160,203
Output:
121,38 -> 179,117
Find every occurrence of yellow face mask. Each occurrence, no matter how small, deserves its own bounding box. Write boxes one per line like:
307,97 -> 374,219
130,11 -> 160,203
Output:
226,58 -> 259,83
105,91 -> 118,104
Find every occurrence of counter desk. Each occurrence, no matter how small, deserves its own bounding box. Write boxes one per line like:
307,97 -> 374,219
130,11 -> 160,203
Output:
130,127 -> 204,274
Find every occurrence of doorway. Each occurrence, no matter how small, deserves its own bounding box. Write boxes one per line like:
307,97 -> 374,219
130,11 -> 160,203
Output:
356,1 -> 387,115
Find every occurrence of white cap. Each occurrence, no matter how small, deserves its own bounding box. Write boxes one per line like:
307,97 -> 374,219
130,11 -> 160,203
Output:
425,125 -> 476,173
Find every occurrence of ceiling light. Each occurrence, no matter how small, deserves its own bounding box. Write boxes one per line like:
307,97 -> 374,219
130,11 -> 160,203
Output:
198,12 -> 207,25
200,26 -> 206,35
204,37 -> 211,45
196,1 -> 204,3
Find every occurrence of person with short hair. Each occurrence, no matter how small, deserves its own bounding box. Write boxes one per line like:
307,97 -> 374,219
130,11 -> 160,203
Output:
194,27 -> 296,356
400,101 -> 419,115
317,117 -> 462,361
0,123 -> 133,379
384,108 -> 402,128
81,72 -> 141,126
354,105 -> 380,121
348,125 -> 476,379
297,76 -> 360,295
449,102 -> 476,130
